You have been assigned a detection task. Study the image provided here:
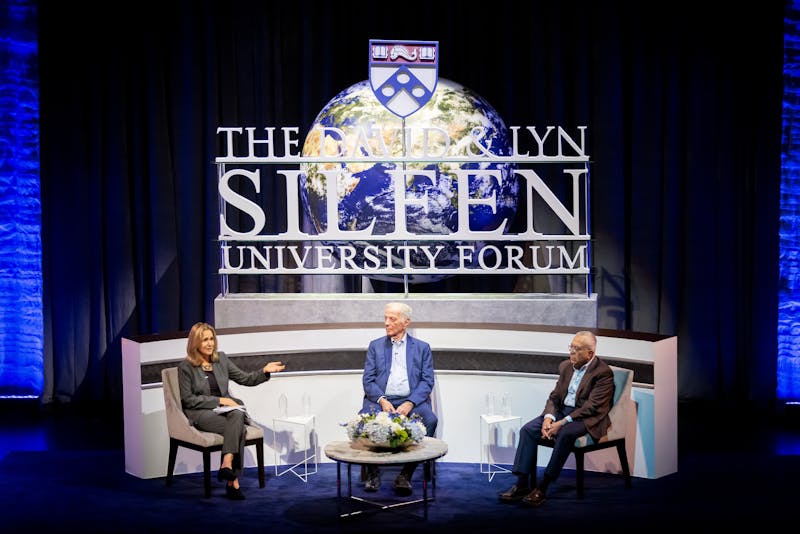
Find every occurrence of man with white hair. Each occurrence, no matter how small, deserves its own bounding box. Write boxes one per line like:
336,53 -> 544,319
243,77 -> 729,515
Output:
359,301 -> 438,496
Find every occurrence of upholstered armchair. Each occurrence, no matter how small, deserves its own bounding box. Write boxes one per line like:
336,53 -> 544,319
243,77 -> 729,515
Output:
161,366 -> 265,497
533,365 -> 634,497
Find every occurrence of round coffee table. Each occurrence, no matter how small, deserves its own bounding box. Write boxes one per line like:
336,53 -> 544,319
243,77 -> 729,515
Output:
324,437 -> 448,520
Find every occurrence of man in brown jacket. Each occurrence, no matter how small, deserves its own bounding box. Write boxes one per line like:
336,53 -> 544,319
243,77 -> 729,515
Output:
498,330 -> 615,507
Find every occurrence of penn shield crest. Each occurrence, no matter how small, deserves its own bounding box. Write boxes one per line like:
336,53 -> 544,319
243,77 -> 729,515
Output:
369,40 -> 438,118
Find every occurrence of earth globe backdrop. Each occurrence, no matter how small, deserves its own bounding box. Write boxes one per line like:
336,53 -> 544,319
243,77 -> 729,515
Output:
300,78 -> 519,284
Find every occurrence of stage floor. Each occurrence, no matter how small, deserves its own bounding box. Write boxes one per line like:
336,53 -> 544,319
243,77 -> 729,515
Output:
1,400 -> 798,531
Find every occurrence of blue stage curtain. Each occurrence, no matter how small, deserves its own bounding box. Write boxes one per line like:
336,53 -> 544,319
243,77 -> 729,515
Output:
35,2 -> 783,407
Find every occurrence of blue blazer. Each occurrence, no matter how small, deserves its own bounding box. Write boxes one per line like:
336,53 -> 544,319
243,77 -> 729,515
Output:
360,334 -> 435,411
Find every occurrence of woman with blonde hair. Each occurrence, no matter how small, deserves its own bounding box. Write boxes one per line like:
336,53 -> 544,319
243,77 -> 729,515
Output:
179,322 -> 285,499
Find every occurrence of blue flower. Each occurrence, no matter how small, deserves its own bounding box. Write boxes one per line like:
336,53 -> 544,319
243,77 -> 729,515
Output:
343,410 -> 427,448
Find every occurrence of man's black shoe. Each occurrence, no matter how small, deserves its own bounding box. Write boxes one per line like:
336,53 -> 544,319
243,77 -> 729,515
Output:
498,484 -> 530,502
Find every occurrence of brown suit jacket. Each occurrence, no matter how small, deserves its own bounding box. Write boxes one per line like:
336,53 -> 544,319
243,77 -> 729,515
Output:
542,356 -> 615,441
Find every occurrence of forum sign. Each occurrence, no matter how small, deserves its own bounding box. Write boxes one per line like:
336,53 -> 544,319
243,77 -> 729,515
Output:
215,40 -> 590,283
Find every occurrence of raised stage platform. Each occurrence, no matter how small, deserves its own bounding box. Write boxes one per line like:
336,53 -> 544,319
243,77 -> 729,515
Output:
122,293 -> 677,483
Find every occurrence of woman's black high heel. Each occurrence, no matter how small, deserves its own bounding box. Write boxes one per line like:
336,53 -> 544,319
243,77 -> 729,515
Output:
225,485 -> 245,500
217,467 -> 236,481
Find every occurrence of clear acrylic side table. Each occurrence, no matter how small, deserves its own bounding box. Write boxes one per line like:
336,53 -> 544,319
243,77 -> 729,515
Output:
273,414 -> 317,482
479,413 -> 521,481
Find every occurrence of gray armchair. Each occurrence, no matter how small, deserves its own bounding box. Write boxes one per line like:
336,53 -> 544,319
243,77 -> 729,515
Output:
161,366 -> 265,497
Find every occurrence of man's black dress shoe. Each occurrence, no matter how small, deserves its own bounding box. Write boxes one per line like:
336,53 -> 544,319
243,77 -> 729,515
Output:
498,484 -> 531,502
393,474 -> 413,496
225,485 -> 246,500
521,488 -> 546,507
217,467 -> 236,482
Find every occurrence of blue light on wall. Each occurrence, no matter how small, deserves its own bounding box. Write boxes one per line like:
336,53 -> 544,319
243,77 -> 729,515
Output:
0,0 -> 42,398
780,2 -> 800,404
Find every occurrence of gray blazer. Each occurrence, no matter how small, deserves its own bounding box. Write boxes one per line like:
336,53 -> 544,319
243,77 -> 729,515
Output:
177,351 -> 269,426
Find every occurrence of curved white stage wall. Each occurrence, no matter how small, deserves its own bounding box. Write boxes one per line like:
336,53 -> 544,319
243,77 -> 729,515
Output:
122,293 -> 676,482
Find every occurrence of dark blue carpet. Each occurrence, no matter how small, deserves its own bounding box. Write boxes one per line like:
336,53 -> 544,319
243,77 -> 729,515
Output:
1,402 -> 798,532
1,450 -> 798,532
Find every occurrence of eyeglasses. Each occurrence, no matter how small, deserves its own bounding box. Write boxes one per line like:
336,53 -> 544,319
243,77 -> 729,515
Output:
568,345 -> 589,353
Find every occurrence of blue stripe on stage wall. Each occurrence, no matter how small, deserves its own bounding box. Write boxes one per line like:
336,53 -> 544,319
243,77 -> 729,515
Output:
0,0 -> 43,398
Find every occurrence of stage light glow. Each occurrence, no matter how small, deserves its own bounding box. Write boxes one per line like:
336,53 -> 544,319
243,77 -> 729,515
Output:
0,0 -> 43,399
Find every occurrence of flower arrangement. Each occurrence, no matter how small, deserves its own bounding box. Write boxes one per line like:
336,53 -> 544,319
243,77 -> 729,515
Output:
343,410 -> 427,450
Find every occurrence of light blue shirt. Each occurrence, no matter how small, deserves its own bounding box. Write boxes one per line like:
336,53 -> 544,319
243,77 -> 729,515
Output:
384,335 -> 410,397
564,357 -> 593,407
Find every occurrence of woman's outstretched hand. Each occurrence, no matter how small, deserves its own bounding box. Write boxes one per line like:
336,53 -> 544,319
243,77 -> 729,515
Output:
263,361 -> 286,374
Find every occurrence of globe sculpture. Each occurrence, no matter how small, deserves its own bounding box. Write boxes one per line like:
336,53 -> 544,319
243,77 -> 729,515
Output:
300,78 -> 518,283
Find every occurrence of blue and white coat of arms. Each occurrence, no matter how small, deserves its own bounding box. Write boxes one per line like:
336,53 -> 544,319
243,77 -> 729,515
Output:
369,40 -> 439,118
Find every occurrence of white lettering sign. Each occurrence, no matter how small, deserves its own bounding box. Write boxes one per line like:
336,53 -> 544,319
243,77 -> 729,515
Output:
216,125 -> 590,276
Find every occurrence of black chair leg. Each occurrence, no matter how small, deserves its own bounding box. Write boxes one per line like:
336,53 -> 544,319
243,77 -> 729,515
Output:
202,450 -> 212,498
616,441 -> 632,488
166,440 -> 178,486
166,439 -> 269,498
256,440 -> 265,488
535,440 -> 630,499
574,451 -> 585,499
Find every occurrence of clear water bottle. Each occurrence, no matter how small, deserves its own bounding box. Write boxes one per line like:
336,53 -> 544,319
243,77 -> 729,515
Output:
501,392 -> 510,416
302,392 -> 311,416
278,393 -> 288,417
485,392 -> 495,415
